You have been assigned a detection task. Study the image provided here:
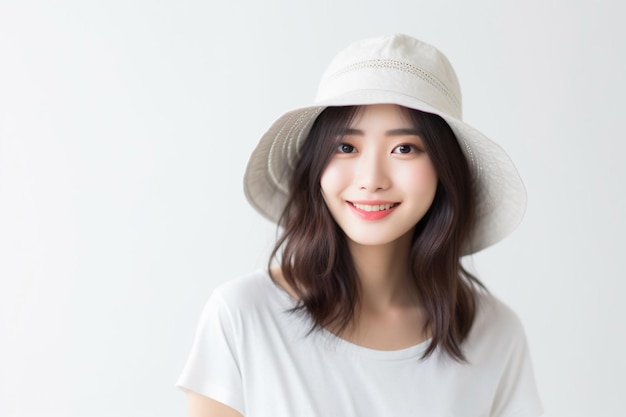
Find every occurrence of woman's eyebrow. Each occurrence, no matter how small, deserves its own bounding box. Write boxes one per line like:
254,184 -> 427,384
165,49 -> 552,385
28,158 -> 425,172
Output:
341,128 -> 364,136
340,128 -> 421,136
386,128 -> 421,136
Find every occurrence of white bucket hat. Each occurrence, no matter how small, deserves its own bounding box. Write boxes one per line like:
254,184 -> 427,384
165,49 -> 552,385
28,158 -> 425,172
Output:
244,34 -> 526,254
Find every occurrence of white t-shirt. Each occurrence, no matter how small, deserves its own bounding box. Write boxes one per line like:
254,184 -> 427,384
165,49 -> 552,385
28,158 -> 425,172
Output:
177,270 -> 542,417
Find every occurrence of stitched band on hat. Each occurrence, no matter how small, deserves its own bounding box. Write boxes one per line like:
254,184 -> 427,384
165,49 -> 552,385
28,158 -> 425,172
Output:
285,108 -> 323,170
328,59 -> 460,109
293,107 -> 325,153
269,108 -> 323,194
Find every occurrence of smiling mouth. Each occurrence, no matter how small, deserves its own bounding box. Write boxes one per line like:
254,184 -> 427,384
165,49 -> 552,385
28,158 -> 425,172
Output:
350,202 -> 399,212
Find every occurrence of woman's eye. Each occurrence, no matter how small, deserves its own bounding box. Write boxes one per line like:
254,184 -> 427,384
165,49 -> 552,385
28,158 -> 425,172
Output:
392,144 -> 416,154
337,143 -> 356,153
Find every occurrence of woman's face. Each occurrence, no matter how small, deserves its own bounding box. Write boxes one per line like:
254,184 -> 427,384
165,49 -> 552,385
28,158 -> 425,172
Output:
320,104 -> 438,248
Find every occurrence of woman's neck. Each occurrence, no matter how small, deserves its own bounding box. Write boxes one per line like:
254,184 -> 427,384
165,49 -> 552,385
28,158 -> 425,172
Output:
347,231 -> 419,312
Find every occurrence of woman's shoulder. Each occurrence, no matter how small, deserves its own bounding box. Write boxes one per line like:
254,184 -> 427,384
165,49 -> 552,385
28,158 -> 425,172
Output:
476,291 -> 523,327
466,290 -> 530,354
206,269 -> 294,316
210,270 -> 271,302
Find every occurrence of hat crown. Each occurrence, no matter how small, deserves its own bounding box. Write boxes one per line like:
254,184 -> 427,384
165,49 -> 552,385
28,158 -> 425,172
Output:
316,34 -> 463,119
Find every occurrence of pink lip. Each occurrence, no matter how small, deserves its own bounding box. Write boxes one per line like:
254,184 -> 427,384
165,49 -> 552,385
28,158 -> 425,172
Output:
347,200 -> 399,221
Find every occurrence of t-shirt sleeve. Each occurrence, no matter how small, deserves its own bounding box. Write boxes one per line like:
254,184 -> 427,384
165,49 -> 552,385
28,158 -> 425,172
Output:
176,288 -> 245,415
490,308 -> 544,417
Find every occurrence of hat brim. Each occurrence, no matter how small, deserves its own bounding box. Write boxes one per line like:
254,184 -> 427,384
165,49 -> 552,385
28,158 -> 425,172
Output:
244,90 -> 526,255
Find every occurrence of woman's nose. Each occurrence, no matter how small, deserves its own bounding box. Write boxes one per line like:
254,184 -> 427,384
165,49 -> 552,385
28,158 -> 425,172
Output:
355,152 -> 390,192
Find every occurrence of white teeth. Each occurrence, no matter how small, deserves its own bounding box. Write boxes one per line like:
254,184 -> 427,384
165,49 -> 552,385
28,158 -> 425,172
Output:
352,203 -> 396,212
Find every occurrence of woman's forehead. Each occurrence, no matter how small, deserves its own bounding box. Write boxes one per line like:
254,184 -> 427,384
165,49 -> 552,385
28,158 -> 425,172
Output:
348,104 -> 415,128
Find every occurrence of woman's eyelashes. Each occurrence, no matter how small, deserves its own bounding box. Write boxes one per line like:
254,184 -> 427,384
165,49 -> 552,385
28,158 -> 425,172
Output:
337,143 -> 357,154
392,144 -> 420,154
334,142 -> 424,155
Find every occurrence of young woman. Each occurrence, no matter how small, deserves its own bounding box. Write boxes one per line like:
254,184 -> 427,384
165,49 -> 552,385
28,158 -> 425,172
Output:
177,34 -> 542,417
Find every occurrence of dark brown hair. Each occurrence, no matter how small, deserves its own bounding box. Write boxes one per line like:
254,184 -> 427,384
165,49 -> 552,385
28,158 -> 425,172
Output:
269,105 -> 482,361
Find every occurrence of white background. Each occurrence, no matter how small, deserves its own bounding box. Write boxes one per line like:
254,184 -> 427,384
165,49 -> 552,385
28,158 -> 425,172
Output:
1,1 -> 624,416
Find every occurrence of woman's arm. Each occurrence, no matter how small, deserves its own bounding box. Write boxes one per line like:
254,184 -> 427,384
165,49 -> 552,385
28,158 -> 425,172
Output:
187,391 -> 243,417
